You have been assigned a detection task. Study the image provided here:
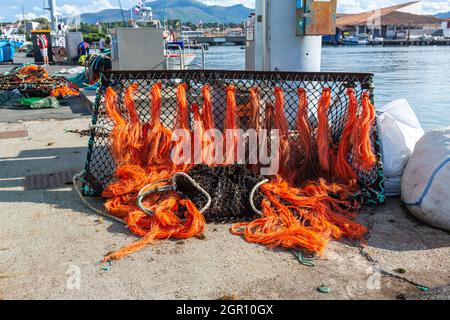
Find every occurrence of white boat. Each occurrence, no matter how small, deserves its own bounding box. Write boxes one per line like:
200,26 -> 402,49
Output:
0,25 -> 26,48
132,1 -> 197,70
166,52 -> 196,70
343,35 -> 369,45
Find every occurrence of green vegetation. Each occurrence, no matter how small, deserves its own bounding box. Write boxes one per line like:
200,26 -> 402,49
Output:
8,18 -> 244,45
70,20 -> 245,44
166,20 -> 244,31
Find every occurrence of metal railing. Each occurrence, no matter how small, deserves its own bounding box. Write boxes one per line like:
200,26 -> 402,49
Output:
165,43 -> 206,70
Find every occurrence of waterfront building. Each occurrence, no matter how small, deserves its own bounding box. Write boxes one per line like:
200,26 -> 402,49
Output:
442,20 -> 450,38
336,1 -> 442,40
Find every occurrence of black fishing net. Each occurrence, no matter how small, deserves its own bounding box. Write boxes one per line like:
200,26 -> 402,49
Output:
81,70 -> 385,206
174,164 -> 265,222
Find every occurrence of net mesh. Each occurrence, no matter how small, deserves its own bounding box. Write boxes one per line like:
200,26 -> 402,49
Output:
174,164 -> 265,222
81,70 -> 385,205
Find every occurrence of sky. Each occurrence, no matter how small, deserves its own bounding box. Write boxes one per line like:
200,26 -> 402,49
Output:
1,0 -> 450,22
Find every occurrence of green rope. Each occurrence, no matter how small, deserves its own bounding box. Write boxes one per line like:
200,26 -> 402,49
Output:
317,285 -> 331,294
292,250 -> 316,267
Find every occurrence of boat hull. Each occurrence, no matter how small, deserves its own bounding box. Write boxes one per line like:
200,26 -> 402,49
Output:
166,53 -> 196,70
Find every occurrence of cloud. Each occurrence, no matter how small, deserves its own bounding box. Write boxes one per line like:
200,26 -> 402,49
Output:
57,0 -> 118,17
14,12 -> 48,21
422,1 -> 450,13
4,0 -> 450,22
198,0 -> 450,14
337,0 -> 450,14
201,0 -> 255,8
33,6 -> 44,13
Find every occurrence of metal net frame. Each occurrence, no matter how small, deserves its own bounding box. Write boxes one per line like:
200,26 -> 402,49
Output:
81,70 -> 385,205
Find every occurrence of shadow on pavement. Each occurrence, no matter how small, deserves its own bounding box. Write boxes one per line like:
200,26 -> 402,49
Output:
359,198 -> 450,252
0,145 -> 132,237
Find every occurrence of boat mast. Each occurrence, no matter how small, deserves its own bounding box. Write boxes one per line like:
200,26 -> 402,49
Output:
118,0 -> 127,26
47,0 -> 58,31
162,0 -> 167,30
21,0 -> 26,28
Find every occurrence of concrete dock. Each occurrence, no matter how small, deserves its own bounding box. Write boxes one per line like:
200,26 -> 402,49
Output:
0,55 -> 449,300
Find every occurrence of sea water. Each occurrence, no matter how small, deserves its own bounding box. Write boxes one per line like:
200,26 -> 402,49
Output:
194,45 -> 450,130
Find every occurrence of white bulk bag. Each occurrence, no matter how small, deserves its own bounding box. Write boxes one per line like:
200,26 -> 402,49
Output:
402,128 -> 450,231
377,99 -> 424,196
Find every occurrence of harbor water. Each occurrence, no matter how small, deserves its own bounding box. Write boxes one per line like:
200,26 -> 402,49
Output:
194,45 -> 450,130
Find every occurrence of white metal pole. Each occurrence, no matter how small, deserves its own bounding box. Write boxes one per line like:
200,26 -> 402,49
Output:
298,36 -> 322,72
254,0 -> 322,72
49,0 -> 58,31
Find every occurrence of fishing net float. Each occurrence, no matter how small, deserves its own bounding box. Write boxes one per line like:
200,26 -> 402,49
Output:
79,70 -> 385,261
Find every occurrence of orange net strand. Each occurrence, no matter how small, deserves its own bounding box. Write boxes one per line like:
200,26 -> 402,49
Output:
104,87 -> 131,164
124,84 -> 140,124
191,103 -> 206,164
101,84 -> 207,261
274,87 -> 291,180
145,83 -> 173,167
172,83 -> 191,171
334,88 -> 359,183
295,88 -> 314,181
103,197 -> 206,261
231,177 -> 366,256
50,85 -> 80,98
224,85 -> 239,165
248,87 -> 261,132
248,87 -> 261,172
124,84 -> 145,164
357,92 -> 377,171
200,85 -> 218,166
316,88 -> 332,174
175,83 -> 190,130
202,85 -> 215,131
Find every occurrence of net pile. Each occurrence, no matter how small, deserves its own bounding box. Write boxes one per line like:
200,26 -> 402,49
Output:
80,70 -> 385,261
0,65 -> 80,98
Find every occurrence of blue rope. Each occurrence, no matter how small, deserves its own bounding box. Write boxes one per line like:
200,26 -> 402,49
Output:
404,157 -> 450,207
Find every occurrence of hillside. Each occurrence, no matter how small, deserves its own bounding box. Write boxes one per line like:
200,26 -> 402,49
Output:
435,11 -> 450,19
77,0 -> 252,24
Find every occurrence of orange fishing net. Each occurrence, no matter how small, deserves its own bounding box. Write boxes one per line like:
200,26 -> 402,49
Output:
274,87 -> 292,181
50,85 -> 80,98
316,88 -> 332,174
354,92 -> 377,170
100,83 -> 377,261
18,65 -> 49,81
334,88 -> 359,184
18,65 -> 79,97
295,88 -> 315,182
231,178 -> 366,255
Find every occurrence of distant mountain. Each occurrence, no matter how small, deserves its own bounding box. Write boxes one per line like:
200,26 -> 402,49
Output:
435,11 -> 450,19
77,0 -> 253,24
78,9 -> 132,24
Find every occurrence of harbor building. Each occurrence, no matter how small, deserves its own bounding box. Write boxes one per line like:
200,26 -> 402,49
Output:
443,19 -> 450,38
336,1 -> 442,40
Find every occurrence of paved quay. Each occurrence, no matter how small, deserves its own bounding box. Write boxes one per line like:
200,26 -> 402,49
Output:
0,55 -> 449,300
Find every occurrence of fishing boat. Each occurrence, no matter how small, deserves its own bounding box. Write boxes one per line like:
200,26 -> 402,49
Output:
343,35 -> 369,45
132,1 -> 197,70
0,25 -> 26,48
166,52 -> 197,70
